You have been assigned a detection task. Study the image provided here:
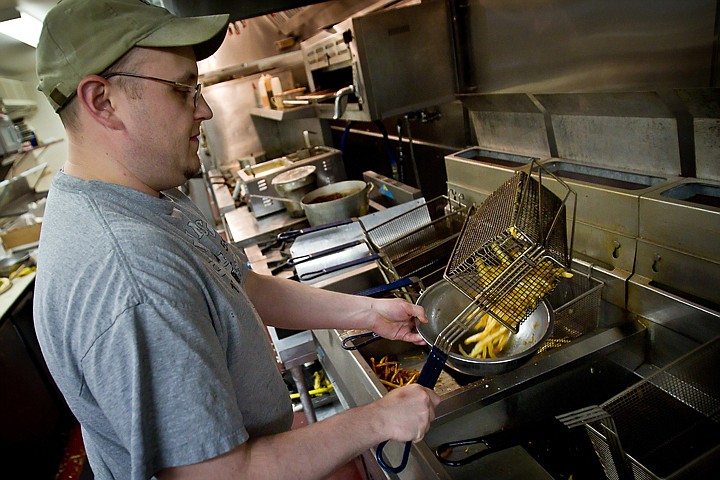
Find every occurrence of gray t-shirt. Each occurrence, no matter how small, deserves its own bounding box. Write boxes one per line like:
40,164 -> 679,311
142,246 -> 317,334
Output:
33,172 -> 293,480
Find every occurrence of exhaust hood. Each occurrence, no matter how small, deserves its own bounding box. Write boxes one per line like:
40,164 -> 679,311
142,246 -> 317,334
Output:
162,0 -> 328,21
453,0 -> 719,95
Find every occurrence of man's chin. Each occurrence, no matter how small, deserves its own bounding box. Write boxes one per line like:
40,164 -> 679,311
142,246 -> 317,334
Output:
185,156 -> 202,179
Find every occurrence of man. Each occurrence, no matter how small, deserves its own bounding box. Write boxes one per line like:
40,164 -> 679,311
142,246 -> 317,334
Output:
33,1 -> 440,479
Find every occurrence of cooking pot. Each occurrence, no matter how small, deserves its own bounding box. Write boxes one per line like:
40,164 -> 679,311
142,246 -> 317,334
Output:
300,180 -> 372,226
271,165 -> 317,217
415,279 -> 553,376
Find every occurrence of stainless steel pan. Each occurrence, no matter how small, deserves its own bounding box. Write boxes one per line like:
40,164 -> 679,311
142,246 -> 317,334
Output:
415,279 -> 553,376
374,279 -> 553,473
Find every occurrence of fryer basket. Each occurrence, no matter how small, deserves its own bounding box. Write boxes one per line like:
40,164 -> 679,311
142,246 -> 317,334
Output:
443,163 -> 576,333
539,272 -> 603,353
585,336 -> 720,480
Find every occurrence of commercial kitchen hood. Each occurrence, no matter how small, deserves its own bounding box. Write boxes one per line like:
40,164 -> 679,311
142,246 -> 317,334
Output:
162,0 -> 328,21
453,0 -> 719,95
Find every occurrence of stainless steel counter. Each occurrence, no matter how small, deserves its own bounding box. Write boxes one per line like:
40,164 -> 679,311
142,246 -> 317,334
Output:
0,272 -> 35,320
224,205 -> 306,247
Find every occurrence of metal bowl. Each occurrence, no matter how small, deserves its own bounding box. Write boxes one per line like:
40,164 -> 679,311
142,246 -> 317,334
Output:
0,252 -> 29,277
415,280 -> 553,376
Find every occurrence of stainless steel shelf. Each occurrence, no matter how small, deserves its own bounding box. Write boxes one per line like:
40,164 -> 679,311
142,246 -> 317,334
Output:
249,105 -> 316,122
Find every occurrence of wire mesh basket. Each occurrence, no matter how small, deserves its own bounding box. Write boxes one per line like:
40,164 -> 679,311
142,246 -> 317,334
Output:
443,162 -> 577,333
539,272 -> 604,353
363,196 -> 468,290
585,336 -> 720,480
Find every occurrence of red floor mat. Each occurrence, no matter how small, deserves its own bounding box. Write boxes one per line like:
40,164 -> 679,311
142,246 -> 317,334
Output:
55,423 -> 86,480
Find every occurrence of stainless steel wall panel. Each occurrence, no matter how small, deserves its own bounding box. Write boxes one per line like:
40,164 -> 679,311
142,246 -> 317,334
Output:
508,92 -> 684,176
470,111 -> 551,158
675,89 -> 720,181
461,0 -> 717,94
694,118 -> 720,182
459,93 -> 553,159
550,115 -> 681,176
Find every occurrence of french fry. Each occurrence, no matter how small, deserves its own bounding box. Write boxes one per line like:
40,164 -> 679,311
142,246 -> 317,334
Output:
370,355 -> 419,390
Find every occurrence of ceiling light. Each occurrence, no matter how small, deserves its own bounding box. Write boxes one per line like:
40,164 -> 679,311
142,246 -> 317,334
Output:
0,10 -> 42,48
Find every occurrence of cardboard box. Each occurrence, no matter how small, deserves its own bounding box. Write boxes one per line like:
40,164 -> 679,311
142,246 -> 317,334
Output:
1,222 -> 41,250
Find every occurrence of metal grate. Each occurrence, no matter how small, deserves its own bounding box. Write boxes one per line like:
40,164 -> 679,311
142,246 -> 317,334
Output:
363,196 -> 467,275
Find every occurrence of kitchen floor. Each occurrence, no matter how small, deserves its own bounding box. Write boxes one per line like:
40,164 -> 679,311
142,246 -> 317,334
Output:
54,400 -> 366,480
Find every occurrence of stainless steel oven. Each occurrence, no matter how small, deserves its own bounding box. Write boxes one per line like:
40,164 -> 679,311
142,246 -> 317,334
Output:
299,0 -> 455,121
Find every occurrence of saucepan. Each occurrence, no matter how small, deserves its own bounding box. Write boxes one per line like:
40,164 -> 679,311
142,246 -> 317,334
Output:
248,180 -> 372,228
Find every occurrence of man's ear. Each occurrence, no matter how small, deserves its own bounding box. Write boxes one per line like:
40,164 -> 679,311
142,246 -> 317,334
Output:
76,76 -> 124,130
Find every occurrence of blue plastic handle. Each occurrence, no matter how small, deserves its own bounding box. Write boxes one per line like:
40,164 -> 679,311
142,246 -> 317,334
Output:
353,276 -> 416,297
375,346 -> 448,474
277,218 -> 354,241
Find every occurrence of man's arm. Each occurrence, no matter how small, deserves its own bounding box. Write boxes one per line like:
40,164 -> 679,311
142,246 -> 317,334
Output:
156,383 -> 440,480
244,270 -> 428,344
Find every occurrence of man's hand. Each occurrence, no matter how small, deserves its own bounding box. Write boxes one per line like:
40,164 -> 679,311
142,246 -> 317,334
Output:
366,297 -> 429,346
369,383 -> 441,443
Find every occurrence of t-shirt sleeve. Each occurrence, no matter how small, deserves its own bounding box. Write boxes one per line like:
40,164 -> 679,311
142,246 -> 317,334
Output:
81,300 -> 249,475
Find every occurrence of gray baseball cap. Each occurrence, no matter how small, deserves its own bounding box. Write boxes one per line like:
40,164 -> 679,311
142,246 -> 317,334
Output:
37,0 -> 229,111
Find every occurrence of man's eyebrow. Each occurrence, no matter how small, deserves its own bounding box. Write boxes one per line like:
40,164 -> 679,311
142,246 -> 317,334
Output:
179,72 -> 199,84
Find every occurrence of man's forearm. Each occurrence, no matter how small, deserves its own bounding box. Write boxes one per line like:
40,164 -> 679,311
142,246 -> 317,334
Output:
157,401 -> 387,480
245,270 -> 373,331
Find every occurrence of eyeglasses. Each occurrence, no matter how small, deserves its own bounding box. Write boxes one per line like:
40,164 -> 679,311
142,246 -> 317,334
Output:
103,72 -> 202,108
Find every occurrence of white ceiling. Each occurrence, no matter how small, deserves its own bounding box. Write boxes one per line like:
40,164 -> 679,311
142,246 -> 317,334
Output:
0,0 -> 57,78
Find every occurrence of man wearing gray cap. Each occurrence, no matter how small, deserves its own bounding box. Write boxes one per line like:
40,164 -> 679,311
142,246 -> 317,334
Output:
32,1 -> 439,479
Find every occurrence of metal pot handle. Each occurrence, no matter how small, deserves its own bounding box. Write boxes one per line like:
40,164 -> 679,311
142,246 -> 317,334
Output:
297,253 -> 381,281
286,239 -> 364,266
434,428 -> 523,466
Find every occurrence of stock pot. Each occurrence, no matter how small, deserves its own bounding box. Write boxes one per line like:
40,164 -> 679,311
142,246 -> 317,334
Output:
300,180 -> 372,226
